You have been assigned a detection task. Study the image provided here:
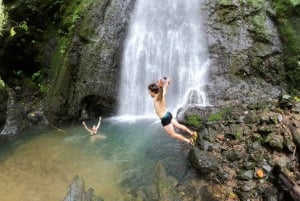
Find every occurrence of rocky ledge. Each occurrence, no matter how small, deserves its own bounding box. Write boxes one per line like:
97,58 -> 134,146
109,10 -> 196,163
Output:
181,94 -> 300,200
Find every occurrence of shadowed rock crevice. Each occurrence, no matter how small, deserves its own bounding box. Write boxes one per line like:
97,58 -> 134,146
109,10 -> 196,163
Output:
79,95 -> 115,120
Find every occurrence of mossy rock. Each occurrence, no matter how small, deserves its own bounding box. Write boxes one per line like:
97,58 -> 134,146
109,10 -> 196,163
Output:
207,107 -> 232,122
186,114 -> 203,129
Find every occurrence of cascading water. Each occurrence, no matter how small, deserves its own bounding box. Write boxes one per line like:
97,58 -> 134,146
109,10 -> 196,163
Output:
118,0 -> 210,117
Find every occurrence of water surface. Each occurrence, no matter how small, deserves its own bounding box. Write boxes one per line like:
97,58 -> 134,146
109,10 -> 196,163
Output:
0,118 -> 192,201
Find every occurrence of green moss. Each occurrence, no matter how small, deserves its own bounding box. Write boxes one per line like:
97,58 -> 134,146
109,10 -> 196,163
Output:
48,0 -> 91,88
208,108 -> 232,121
187,115 -> 203,128
243,0 -> 266,10
271,0 -> 300,93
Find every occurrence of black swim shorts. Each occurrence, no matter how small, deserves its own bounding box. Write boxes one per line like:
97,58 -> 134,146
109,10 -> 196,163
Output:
161,111 -> 172,126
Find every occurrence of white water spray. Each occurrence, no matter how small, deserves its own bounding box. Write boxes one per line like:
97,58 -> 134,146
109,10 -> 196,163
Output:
118,0 -> 210,117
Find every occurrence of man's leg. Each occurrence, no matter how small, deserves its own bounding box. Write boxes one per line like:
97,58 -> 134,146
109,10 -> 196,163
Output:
171,119 -> 195,136
163,124 -> 191,143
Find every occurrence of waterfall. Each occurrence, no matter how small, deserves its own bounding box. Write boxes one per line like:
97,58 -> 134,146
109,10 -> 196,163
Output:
118,0 -> 210,117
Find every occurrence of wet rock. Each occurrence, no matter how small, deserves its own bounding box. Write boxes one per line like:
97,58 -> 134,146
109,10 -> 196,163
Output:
177,105 -> 217,130
243,162 -> 256,170
188,147 -> 219,174
236,190 -> 252,201
264,132 -> 284,150
238,170 -> 254,180
198,139 -> 221,152
63,175 -> 103,201
0,89 -> 24,135
240,180 -> 256,192
0,87 -> 48,136
154,161 -> 181,201
223,149 -> 243,162
0,79 -> 8,131
278,94 -> 294,110
216,170 -> 231,183
257,124 -> 274,135
262,187 -> 278,201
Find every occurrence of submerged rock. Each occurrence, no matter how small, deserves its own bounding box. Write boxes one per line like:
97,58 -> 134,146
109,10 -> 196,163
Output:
63,175 -> 103,201
154,161 -> 182,201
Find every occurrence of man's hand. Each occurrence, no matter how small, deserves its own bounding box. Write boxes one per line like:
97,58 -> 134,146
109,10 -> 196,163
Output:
157,79 -> 163,88
165,77 -> 171,84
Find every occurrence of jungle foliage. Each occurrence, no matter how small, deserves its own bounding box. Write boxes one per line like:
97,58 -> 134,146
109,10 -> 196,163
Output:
271,0 -> 300,93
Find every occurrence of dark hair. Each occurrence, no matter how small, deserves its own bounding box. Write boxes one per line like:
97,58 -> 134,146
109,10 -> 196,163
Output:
148,83 -> 159,94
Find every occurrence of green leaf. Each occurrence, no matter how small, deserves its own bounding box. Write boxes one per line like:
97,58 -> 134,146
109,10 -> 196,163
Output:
10,27 -> 16,37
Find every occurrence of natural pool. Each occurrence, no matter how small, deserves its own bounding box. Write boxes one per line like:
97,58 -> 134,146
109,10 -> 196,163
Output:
0,117 -> 195,201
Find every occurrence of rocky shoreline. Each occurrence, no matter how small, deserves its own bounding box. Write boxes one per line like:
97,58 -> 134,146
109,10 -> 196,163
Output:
59,95 -> 300,201
184,95 -> 300,201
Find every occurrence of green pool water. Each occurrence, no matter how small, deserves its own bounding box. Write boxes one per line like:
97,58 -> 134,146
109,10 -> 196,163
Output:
0,118 -> 192,201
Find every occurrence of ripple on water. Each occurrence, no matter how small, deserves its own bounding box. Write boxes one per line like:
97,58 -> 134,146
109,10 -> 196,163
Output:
63,133 -> 86,144
0,119 -> 197,201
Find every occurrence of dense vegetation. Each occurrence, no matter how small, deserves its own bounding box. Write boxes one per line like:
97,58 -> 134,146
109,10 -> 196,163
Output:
0,0 -> 88,94
271,0 -> 300,93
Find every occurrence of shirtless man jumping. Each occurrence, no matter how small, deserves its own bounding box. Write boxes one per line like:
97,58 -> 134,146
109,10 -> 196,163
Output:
148,78 -> 197,145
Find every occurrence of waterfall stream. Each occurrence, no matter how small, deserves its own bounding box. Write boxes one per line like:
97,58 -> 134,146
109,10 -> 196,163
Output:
118,0 -> 210,117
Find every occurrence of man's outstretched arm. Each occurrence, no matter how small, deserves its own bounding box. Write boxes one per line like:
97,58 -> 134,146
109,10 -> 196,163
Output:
95,116 -> 101,130
82,121 -> 92,132
162,77 -> 171,96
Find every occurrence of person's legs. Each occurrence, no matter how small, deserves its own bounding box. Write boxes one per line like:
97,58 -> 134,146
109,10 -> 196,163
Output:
163,124 -> 191,144
171,119 -> 196,136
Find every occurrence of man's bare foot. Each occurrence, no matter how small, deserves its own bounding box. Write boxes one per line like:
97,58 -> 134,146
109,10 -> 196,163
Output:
192,132 -> 198,141
189,138 -> 195,146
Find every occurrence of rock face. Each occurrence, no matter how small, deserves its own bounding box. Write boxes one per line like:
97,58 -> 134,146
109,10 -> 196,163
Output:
45,0 -> 136,122
0,87 -> 48,136
200,0 -> 284,105
0,79 -> 8,131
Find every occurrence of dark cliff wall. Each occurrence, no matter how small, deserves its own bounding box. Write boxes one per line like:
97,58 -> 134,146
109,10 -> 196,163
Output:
44,0 -> 135,122
201,0 -> 285,105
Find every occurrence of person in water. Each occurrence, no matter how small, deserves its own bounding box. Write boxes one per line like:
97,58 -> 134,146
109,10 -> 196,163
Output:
148,77 -> 197,145
82,116 -> 102,136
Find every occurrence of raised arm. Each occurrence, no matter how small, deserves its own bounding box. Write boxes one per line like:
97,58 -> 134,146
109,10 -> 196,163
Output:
82,121 -> 92,132
95,116 -> 101,130
162,77 -> 171,96
156,79 -> 164,101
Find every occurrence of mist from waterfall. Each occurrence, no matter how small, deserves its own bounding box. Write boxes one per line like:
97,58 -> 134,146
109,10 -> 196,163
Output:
118,0 -> 210,117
